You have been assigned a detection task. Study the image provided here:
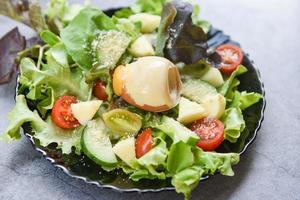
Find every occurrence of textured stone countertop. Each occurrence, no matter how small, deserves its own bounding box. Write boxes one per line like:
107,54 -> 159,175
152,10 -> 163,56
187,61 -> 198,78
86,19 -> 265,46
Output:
1,0 -> 300,199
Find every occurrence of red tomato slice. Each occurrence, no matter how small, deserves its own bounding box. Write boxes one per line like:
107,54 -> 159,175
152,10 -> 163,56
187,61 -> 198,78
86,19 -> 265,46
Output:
191,118 -> 224,151
51,96 -> 80,129
135,128 -> 153,158
216,44 -> 244,74
93,81 -> 108,101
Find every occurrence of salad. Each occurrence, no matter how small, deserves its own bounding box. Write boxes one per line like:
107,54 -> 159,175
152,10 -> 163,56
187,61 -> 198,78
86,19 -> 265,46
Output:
1,0 -> 263,199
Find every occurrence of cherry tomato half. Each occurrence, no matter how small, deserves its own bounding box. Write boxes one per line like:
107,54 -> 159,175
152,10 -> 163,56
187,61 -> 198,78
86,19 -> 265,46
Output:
51,96 -> 80,129
191,118 -> 224,151
216,44 -> 244,74
93,81 -> 108,101
135,128 -> 153,158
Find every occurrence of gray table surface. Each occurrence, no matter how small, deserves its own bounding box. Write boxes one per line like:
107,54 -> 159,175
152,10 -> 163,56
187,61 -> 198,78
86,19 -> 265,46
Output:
1,0 -> 300,199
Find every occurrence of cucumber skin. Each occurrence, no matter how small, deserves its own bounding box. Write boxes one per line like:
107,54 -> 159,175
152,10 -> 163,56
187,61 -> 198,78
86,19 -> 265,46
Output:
81,126 -> 117,168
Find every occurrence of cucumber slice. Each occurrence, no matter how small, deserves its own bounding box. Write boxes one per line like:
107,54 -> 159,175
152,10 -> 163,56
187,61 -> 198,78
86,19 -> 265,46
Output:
182,79 -> 217,104
81,118 -> 117,167
103,109 -> 142,137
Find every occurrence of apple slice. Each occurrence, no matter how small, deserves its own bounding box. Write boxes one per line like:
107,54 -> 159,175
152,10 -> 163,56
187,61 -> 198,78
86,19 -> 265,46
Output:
202,94 -> 226,119
71,100 -> 102,125
177,97 -> 207,125
113,137 -> 136,168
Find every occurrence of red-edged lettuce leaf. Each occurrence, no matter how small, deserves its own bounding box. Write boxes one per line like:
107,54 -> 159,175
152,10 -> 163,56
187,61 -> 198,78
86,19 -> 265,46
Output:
0,27 -> 26,85
156,0 -> 208,64
0,0 -> 47,32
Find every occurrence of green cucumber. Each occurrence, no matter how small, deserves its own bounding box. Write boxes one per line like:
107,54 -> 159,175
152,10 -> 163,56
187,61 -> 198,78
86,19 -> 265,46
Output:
81,118 -> 117,167
182,79 -> 217,104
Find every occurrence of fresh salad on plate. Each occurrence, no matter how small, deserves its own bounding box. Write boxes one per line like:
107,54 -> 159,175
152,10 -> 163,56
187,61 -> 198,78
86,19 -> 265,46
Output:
0,0 -> 263,199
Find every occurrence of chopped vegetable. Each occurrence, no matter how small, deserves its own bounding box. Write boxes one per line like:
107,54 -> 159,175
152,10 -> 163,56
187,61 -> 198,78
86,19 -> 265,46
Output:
135,128 -> 153,158
216,44 -> 244,74
93,81 -> 109,101
51,96 -> 80,129
102,109 -> 142,137
191,118 -> 225,151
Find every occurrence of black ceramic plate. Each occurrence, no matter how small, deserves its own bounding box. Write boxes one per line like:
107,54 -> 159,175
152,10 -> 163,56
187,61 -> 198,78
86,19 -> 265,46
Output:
19,8 -> 266,193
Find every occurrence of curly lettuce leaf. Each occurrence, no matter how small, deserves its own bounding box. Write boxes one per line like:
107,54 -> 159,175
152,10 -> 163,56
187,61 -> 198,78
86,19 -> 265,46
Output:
221,107 -> 245,143
218,65 -> 247,97
130,135 -> 168,181
217,65 -> 262,143
231,91 -> 262,111
1,95 -> 83,154
192,147 -> 240,176
40,30 -> 60,46
1,95 -> 46,142
131,0 -> 166,15
172,148 -> 239,199
167,142 -> 194,174
156,0 -> 208,64
35,118 -> 84,154
19,44 -> 91,115
172,166 -> 204,200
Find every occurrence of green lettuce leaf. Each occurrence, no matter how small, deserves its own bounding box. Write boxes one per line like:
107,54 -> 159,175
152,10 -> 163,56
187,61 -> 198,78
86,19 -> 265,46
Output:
218,65 -> 262,143
231,91 -> 262,110
60,8 -> 116,70
19,44 -> 91,115
40,30 -> 60,46
130,135 -> 168,181
167,142 -> 194,174
132,0 -> 166,15
221,107 -> 245,143
192,147 -> 240,176
171,147 -> 239,200
171,166 -> 204,200
218,65 -> 247,97
1,95 -> 46,142
1,95 -> 83,154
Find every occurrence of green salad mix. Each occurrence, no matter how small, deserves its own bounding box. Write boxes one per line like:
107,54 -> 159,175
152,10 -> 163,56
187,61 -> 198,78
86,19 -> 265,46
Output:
1,0 -> 262,199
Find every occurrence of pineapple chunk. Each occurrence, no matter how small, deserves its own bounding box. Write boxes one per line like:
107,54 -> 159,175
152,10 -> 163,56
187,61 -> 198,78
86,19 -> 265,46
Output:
177,97 -> 207,124
202,94 -> 226,119
71,100 -> 102,125
113,137 -> 136,167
